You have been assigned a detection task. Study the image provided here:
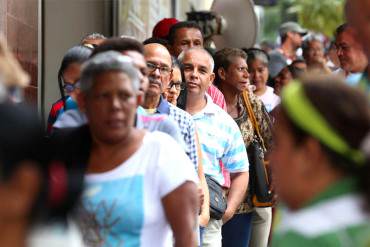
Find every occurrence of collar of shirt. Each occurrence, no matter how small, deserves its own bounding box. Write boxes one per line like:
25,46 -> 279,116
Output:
156,95 -> 170,115
192,94 -> 217,119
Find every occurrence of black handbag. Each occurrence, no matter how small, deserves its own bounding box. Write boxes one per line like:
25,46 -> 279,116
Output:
205,175 -> 227,220
247,139 -> 273,206
242,91 -> 273,207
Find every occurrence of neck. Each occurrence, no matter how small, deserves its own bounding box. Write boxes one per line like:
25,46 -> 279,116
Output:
281,41 -> 296,58
186,93 -> 207,115
218,82 -> 239,109
255,84 -> 267,96
0,220 -> 27,247
143,93 -> 161,109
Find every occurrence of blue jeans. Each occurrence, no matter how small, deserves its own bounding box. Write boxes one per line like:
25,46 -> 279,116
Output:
222,213 -> 253,247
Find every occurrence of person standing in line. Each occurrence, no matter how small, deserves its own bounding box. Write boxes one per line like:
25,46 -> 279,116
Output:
215,48 -> 273,247
179,47 -> 249,247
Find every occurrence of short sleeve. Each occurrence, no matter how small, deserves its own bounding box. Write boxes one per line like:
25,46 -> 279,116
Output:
154,132 -> 199,198
221,117 -> 249,173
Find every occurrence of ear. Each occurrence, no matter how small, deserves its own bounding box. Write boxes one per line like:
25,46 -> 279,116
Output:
217,67 -> 226,81
76,92 -> 87,113
208,72 -> 215,88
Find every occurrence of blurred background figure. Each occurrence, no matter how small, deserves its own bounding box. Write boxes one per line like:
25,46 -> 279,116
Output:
165,56 -> 183,105
247,48 -> 280,113
0,36 -> 84,247
334,23 -> 368,86
47,46 -> 92,134
80,32 -> 106,49
273,66 -> 292,97
302,36 -> 331,73
271,75 -> 370,246
345,0 -> 370,93
325,41 -> 341,72
0,36 -> 29,103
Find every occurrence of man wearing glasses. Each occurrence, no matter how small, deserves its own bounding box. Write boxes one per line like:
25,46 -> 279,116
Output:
143,43 -> 198,170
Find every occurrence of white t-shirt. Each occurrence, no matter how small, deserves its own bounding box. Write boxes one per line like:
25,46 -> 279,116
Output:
76,131 -> 198,247
258,86 -> 280,112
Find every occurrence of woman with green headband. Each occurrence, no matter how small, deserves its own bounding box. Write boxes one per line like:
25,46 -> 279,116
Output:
271,74 -> 370,247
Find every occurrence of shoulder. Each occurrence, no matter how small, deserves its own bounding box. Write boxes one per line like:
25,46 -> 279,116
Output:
168,104 -> 195,126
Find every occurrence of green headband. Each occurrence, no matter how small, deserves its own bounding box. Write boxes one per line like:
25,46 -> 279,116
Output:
281,81 -> 365,165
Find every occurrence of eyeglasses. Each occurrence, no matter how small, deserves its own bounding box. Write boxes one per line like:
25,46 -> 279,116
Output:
63,81 -> 81,93
167,81 -> 185,91
146,62 -> 172,76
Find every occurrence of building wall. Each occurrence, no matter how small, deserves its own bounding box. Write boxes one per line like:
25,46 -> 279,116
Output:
42,0 -> 112,120
0,0 -> 39,104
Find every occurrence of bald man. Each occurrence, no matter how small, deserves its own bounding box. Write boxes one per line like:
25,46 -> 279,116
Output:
179,48 -> 249,247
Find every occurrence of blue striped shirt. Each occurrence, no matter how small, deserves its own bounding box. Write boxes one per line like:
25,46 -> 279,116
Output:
192,95 -> 249,185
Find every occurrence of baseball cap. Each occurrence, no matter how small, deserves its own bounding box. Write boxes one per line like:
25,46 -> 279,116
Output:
152,18 -> 179,40
279,22 -> 308,37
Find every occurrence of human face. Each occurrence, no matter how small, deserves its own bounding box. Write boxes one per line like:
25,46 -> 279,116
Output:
122,50 -> 149,100
222,56 -> 250,93
182,50 -> 215,96
171,28 -> 203,57
82,38 -> 105,48
335,30 -> 368,73
304,40 -> 325,65
345,0 -> 370,60
144,44 -> 173,98
166,66 -> 182,105
248,59 -> 269,92
62,62 -> 82,97
82,71 -> 137,144
288,31 -> 303,48
270,109 -> 308,209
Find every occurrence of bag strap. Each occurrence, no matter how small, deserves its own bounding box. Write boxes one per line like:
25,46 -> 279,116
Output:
242,91 -> 267,152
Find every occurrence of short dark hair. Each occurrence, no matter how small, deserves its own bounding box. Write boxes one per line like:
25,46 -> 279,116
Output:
143,37 -> 169,46
91,37 -> 144,57
334,23 -> 351,38
168,21 -> 203,45
214,48 -> 247,85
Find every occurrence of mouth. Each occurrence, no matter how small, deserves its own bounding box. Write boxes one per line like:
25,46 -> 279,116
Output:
187,81 -> 199,89
106,118 -> 125,128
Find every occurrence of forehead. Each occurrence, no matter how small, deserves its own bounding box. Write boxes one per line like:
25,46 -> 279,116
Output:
336,30 -> 357,45
175,27 -> 203,40
122,50 -> 146,68
144,45 -> 171,66
172,67 -> 182,81
228,56 -> 247,65
183,50 -> 212,69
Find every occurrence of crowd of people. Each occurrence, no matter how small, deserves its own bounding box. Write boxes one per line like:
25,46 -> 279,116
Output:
0,0 -> 370,246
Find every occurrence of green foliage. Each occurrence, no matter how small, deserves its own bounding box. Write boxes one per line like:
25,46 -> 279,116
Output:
260,0 -> 345,43
288,0 -> 345,37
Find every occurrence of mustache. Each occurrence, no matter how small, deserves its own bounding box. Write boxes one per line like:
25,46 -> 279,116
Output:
148,76 -> 162,86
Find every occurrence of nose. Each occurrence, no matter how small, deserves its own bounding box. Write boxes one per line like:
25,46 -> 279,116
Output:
169,84 -> 177,93
111,95 -> 122,110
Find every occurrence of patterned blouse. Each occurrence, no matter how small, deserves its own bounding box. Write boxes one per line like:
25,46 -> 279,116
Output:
234,91 -> 273,214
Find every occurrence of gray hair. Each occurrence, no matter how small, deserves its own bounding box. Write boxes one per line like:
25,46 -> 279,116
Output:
80,51 -> 140,92
302,35 -> 323,52
178,47 -> 215,72
81,32 -> 106,42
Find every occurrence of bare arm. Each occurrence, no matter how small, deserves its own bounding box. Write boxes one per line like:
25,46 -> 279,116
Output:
222,171 -> 249,223
195,131 -> 210,226
162,181 -> 198,247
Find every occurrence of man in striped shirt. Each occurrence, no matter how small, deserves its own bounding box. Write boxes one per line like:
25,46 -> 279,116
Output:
180,47 -> 249,247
